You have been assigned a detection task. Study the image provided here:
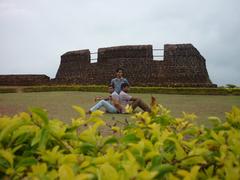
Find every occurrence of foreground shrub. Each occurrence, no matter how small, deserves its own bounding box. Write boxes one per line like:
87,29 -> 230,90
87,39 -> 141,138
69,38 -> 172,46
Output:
0,105 -> 240,179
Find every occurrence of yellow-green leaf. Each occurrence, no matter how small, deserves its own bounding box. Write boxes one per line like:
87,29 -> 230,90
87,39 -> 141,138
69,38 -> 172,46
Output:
59,164 -> 75,180
72,105 -> 86,119
0,149 -> 14,167
98,163 -> 119,180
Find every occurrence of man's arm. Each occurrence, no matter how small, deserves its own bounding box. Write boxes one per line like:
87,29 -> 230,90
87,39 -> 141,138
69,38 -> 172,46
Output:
95,96 -> 110,102
124,78 -> 129,84
104,96 -> 111,101
110,78 -> 115,85
94,96 -> 103,102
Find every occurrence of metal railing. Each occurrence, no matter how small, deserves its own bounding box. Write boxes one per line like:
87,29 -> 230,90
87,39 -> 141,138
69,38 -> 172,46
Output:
153,48 -> 164,60
90,48 -> 164,62
90,52 -> 98,62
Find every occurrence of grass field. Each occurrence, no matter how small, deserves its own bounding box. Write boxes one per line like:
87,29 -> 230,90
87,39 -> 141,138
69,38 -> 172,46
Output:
0,91 -> 240,127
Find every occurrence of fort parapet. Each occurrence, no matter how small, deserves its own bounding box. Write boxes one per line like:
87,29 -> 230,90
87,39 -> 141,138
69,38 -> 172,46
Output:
0,74 -> 50,86
0,44 -> 216,87
54,44 -> 215,87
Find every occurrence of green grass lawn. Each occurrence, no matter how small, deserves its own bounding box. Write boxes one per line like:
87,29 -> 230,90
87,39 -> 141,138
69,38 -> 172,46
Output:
0,91 -> 240,127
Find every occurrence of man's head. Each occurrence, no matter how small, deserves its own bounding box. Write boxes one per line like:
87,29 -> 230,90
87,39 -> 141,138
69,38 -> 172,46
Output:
121,82 -> 130,92
108,84 -> 114,93
115,68 -> 124,78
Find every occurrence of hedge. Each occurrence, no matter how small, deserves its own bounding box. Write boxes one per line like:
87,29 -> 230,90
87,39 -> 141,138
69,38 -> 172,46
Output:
0,88 -> 17,93
0,85 -> 240,95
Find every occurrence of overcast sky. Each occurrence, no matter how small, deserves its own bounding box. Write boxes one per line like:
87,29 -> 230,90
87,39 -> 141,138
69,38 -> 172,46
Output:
0,0 -> 239,86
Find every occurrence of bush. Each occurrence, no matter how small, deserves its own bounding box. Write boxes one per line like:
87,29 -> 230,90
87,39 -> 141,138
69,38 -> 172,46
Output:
21,85 -> 240,95
22,85 -> 107,93
232,88 -> 240,95
226,84 -> 237,88
0,88 -> 17,93
1,85 -> 240,95
0,105 -> 240,179
130,87 -> 231,95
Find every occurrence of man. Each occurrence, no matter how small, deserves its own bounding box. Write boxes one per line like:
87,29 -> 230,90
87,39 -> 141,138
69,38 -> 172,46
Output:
119,83 -> 151,113
111,68 -> 129,94
88,84 -> 122,113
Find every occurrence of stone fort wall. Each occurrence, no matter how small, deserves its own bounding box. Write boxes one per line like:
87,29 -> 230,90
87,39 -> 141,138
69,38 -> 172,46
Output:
53,44 -> 215,87
0,75 -> 50,86
0,44 -> 216,87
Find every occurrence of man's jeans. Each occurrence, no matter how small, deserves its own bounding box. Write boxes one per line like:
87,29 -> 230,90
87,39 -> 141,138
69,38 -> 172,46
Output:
90,100 -> 117,113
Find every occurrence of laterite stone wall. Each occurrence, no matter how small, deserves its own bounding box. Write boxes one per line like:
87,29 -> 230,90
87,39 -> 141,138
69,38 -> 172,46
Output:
54,44 -> 216,87
0,44 -> 215,87
0,75 -> 50,86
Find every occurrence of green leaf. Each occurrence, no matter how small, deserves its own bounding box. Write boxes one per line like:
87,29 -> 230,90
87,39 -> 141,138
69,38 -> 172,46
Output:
121,134 -> 140,144
16,157 -> 38,168
181,156 -> 207,167
150,155 -> 164,170
40,146 -> 62,165
30,163 -> 48,177
181,127 -> 198,136
135,155 -> 145,167
14,134 -> 35,147
0,149 -> 15,167
226,106 -> 240,129
31,128 -> 41,146
62,132 -> 78,140
104,136 -> 118,145
79,143 -> 96,155
208,116 -> 222,127
167,137 -> 187,160
59,154 -> 78,165
11,125 -> 38,144
153,115 -> 173,126
163,139 -> 176,153
32,128 -> 49,150
155,164 -> 176,179
30,107 -> 49,125
39,128 -> 49,150
205,165 -> 214,177
72,105 -> 86,119
0,156 -> 9,169
98,163 -> 119,180
79,128 -> 97,145
0,118 -> 28,145
48,119 -> 67,139
59,164 -> 75,180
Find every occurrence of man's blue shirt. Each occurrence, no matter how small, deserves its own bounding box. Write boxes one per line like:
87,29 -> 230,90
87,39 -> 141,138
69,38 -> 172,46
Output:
111,78 -> 129,94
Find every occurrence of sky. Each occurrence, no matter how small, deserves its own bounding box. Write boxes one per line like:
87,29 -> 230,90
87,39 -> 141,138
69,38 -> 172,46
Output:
0,0 -> 239,86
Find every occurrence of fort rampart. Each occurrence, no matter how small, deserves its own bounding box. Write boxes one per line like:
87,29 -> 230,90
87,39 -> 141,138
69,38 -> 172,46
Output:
0,44 -> 216,87
0,75 -> 50,86
54,44 -> 215,87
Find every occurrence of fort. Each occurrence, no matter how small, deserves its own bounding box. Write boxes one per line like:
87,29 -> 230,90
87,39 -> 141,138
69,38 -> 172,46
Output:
0,44 -> 216,87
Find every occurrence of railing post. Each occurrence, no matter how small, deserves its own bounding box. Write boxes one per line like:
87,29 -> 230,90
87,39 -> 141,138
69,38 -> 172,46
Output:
153,48 -> 164,60
90,52 -> 98,63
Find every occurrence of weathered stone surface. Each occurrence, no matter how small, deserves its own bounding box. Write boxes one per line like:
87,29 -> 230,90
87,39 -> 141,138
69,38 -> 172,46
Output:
54,44 -> 216,87
98,45 -> 153,63
0,75 -> 50,86
0,44 -> 216,87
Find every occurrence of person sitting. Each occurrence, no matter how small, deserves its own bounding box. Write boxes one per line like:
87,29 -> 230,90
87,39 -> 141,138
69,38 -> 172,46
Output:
111,67 -> 129,94
88,84 -> 122,113
119,82 -> 151,113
